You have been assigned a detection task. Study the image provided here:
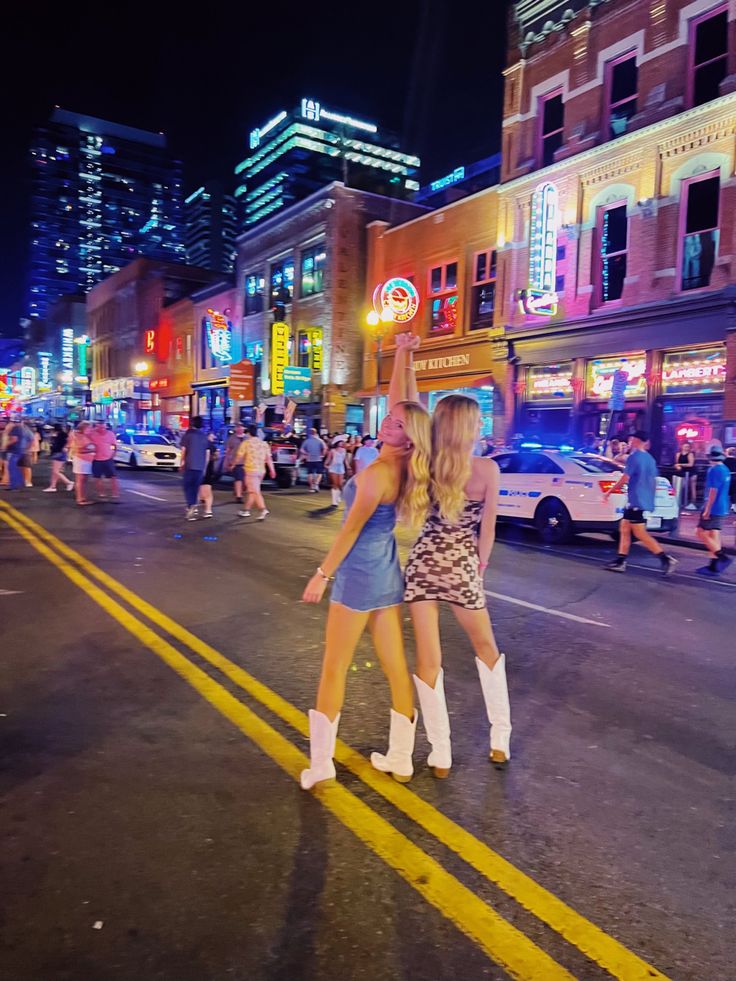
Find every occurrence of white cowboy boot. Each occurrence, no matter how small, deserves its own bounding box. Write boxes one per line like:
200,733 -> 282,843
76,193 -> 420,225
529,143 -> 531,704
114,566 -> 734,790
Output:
300,710 -> 340,790
476,655 -> 512,769
413,671 -> 452,777
370,709 -> 417,782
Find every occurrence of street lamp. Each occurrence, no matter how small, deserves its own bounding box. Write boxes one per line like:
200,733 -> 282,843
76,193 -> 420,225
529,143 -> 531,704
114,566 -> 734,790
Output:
365,305 -> 394,427
132,360 -> 150,375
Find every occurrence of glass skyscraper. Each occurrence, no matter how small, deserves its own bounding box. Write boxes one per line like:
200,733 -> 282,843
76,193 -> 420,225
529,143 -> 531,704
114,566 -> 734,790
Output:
28,108 -> 185,319
235,98 -> 420,227
184,181 -> 238,275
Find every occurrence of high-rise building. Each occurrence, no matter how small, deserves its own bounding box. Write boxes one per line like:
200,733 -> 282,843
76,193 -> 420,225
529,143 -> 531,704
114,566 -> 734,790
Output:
184,182 -> 238,274
28,108 -> 185,320
235,98 -> 420,227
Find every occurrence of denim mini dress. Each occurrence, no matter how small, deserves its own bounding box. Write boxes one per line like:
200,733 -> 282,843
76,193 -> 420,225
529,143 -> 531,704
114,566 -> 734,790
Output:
330,478 -> 404,612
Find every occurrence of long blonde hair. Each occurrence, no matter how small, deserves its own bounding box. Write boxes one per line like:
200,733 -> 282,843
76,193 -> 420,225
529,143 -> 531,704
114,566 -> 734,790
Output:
394,400 -> 431,530
430,394 -> 480,523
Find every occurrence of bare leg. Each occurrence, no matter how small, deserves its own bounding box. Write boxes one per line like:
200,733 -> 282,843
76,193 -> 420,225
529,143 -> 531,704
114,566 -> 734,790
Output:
199,484 -> 213,513
450,605 -> 500,671
617,519 -> 632,556
48,461 -> 60,489
110,475 -> 119,498
696,526 -> 720,559
631,523 -> 664,556
95,478 -> 105,498
75,474 -> 86,503
234,479 -> 243,500
316,602 -> 371,720
410,601 -> 443,687
368,605 -> 414,718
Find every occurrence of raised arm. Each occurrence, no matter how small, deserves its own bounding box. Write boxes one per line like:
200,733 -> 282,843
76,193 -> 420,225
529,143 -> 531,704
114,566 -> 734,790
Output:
302,466 -> 387,602
477,458 -> 500,571
388,332 -> 420,408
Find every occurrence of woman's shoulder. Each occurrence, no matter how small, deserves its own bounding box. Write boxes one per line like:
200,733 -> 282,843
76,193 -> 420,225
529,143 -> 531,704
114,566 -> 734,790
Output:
471,455 -> 500,479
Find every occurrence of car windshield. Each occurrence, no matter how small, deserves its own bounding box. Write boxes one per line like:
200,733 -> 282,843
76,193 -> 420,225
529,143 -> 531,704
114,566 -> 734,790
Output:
132,435 -> 170,445
569,454 -> 622,474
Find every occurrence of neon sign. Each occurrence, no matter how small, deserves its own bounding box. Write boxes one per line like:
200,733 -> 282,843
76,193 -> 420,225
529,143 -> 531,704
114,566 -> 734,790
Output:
144,329 -> 156,354
62,328 -> 74,374
373,278 -> 420,324
519,182 -> 559,317
249,110 -> 287,149
586,356 -> 647,400
661,348 -> 726,394
38,352 -> 52,391
430,167 -> 465,193
20,366 -> 36,398
300,98 -> 377,133
205,309 -> 232,363
271,323 -> 290,395
308,328 -> 323,372
527,363 -> 573,401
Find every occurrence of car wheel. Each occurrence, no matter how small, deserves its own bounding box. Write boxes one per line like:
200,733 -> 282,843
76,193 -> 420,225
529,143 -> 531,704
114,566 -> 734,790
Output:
276,470 -> 292,489
534,498 -> 573,544
129,453 -> 138,470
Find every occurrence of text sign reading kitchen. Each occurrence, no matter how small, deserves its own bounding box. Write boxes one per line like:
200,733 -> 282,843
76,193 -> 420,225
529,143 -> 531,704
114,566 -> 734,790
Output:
380,340 -> 490,385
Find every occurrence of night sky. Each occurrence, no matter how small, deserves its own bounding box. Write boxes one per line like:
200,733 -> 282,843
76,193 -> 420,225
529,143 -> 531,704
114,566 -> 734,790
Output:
1,0 -> 509,337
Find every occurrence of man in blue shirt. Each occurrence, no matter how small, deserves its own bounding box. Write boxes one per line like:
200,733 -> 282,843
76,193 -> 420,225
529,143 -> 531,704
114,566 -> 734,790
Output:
180,416 -> 210,521
603,430 -> 678,576
696,447 -> 733,576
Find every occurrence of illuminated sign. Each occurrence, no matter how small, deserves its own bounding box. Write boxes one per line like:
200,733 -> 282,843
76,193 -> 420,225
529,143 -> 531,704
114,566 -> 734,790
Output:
62,328 -> 74,376
20,366 -> 36,398
249,110 -> 287,149
526,363 -> 574,401
373,278 -> 420,324
270,322 -> 290,395
586,356 -> 647,400
519,182 -> 559,317
430,167 -> 465,193
283,366 -> 312,398
149,378 -> 169,390
309,328 -> 323,372
144,329 -> 156,354
205,309 -> 232,363
300,98 -> 377,133
661,347 -> 726,395
38,352 -> 52,391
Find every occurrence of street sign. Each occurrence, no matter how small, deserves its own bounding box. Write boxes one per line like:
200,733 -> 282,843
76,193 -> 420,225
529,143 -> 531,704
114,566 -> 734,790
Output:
609,368 -> 629,411
229,359 -> 254,401
283,366 -> 311,398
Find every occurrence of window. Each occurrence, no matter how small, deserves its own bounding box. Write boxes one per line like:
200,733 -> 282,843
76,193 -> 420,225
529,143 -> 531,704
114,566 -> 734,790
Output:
270,257 -> 295,307
301,246 -> 326,296
428,261 -> 459,334
689,5 -> 728,107
297,331 -> 311,368
596,202 -> 628,303
493,453 -> 521,474
606,54 -> 638,139
517,453 -> 565,475
471,248 -> 497,329
680,173 -> 719,291
539,91 -> 564,167
245,271 -> 265,315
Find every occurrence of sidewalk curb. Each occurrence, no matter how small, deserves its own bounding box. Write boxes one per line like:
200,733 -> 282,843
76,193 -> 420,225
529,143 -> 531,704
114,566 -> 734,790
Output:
654,532 -> 736,555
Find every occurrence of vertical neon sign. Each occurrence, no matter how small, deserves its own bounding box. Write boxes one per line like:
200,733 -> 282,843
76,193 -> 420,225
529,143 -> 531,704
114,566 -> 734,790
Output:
519,182 -> 559,317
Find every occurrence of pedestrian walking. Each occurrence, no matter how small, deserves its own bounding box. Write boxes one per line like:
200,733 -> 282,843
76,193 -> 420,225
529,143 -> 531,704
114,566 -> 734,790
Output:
299,427 -> 326,492
198,433 -> 219,518
353,434 -> 379,475
89,420 -> 119,500
300,342 -> 431,790
723,446 -> 736,514
604,430 -> 678,575
180,416 -> 209,521
43,423 -> 74,492
695,447 -> 733,577
325,440 -> 347,506
3,418 -> 35,490
403,389 -> 511,776
224,424 -> 246,505
236,426 -> 276,519
69,421 -> 96,505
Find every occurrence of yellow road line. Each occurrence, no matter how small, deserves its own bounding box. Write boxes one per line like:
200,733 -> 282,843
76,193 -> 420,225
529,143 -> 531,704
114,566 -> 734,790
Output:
1,501 -> 671,981
0,507 -> 573,981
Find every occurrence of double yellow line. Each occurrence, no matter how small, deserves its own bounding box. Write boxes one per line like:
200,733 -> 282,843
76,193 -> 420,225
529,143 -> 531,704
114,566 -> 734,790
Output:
0,500 -> 669,981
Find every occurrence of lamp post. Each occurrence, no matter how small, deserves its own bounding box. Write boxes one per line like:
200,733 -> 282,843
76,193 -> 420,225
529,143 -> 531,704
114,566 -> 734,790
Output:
365,305 -> 394,429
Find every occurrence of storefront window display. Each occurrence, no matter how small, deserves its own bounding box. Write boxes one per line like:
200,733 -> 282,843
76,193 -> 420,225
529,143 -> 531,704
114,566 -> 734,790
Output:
656,346 -> 726,464
428,386 -> 493,436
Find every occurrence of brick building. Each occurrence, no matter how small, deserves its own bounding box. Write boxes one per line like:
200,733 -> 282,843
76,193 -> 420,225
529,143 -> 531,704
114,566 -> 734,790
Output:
235,182 -> 424,434
496,0 -> 736,460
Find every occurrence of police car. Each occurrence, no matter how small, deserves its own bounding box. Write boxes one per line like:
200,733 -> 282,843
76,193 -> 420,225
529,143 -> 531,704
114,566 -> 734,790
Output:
114,432 -> 181,470
492,447 -> 678,543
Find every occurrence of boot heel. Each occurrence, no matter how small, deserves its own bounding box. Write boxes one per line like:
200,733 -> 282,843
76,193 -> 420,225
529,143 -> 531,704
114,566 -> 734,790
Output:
490,750 -> 508,770
431,766 -> 451,779
391,772 -> 412,784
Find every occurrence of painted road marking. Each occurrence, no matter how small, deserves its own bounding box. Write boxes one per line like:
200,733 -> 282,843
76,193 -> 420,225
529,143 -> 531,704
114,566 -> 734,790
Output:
485,590 -> 611,628
0,507 -> 573,981
0,589 -> 22,595
0,501 -> 670,981
125,489 -> 169,502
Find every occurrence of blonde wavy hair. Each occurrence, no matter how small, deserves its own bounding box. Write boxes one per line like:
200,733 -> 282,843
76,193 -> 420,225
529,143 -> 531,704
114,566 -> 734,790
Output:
394,400 -> 431,530
430,394 -> 480,524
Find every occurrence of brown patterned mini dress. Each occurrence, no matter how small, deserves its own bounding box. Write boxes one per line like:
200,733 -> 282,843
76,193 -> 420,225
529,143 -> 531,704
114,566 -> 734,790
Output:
404,499 -> 486,610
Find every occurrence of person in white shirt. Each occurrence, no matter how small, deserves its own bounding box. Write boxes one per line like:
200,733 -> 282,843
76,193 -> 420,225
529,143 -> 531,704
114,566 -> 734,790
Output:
353,435 -> 379,474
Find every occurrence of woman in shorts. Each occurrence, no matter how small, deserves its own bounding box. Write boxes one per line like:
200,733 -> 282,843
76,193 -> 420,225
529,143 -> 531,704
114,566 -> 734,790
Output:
43,423 -> 74,492
69,422 -> 96,506
325,439 -> 347,507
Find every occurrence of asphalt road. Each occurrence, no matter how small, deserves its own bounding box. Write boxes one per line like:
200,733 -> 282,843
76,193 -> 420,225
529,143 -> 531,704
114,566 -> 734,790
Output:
0,464 -> 733,981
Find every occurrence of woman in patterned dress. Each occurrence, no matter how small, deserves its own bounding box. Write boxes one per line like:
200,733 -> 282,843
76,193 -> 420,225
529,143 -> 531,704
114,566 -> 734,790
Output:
396,338 -> 511,777
299,343 -> 431,790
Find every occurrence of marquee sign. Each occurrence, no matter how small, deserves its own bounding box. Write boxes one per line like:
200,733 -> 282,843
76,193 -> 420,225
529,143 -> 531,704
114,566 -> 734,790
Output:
661,347 -> 726,395
270,322 -> 290,395
205,309 -> 233,363
373,277 -> 420,324
586,356 -> 647,400
38,352 -> 52,391
519,181 -> 559,317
